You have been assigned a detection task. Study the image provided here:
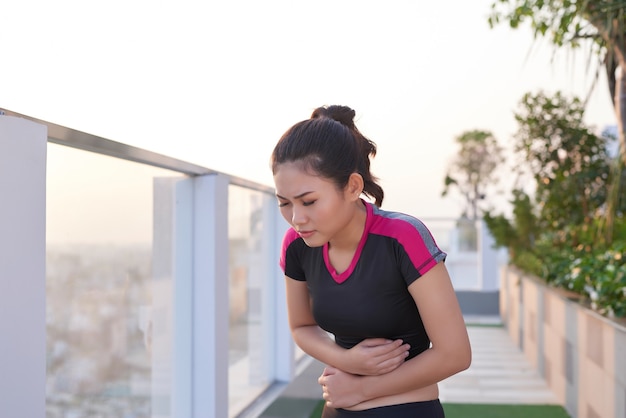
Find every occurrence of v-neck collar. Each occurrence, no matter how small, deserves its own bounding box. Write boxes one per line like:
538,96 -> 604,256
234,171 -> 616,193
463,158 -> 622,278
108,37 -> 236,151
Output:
322,201 -> 374,284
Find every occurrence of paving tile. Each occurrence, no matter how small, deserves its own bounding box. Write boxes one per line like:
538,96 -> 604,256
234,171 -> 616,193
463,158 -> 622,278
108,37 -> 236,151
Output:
439,325 -> 559,405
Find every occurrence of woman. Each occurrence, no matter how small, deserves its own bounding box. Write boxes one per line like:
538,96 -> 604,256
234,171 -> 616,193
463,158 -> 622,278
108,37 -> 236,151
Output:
271,105 -> 471,418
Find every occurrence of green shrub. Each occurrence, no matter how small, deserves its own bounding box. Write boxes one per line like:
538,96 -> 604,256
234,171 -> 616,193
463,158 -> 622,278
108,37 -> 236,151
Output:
483,91 -> 626,318
573,244 -> 626,318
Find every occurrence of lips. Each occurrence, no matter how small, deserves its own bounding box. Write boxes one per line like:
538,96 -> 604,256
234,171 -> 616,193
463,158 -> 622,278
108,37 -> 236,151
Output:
297,230 -> 315,239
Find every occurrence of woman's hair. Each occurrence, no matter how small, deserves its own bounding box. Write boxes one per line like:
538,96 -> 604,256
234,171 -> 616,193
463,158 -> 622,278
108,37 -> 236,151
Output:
271,105 -> 384,207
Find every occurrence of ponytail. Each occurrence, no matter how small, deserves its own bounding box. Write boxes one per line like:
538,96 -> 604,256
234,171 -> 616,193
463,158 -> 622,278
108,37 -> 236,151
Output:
271,105 -> 385,207
311,106 -> 384,207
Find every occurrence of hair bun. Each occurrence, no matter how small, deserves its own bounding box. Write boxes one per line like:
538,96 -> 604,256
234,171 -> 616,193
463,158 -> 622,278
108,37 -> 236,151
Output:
311,105 -> 356,129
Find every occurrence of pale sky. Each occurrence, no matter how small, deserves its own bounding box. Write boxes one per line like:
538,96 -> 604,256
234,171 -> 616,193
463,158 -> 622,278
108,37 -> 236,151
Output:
1,0 -> 616,243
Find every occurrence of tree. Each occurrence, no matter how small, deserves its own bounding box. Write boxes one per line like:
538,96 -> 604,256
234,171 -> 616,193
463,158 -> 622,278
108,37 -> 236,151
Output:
489,0 -> 626,243
442,130 -> 505,220
483,188 -> 542,274
513,91 -> 613,233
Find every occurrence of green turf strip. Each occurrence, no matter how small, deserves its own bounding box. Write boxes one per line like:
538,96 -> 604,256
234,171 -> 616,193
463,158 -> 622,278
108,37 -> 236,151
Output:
309,401 -> 324,418
309,402 -> 571,418
443,403 -> 571,417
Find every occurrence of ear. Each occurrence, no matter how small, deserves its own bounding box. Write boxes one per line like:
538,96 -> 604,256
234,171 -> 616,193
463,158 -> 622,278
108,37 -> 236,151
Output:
345,173 -> 364,201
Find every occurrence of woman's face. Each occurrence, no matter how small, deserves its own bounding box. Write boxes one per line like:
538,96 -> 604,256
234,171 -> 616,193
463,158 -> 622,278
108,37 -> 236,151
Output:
273,162 -> 356,247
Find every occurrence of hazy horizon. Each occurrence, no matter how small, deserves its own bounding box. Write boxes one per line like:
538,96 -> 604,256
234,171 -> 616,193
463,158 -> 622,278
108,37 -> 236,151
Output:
3,0 -> 617,244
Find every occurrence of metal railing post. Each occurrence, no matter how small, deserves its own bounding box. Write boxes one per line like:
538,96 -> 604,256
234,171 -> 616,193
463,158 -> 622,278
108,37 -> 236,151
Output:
191,173 -> 229,418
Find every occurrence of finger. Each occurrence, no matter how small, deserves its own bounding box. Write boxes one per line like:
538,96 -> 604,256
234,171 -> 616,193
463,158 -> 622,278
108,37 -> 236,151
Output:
323,366 -> 338,375
376,342 -> 410,360
319,367 -> 333,382
390,343 -> 410,358
378,352 -> 410,372
387,347 -> 410,364
359,337 -> 394,347
368,339 -> 406,355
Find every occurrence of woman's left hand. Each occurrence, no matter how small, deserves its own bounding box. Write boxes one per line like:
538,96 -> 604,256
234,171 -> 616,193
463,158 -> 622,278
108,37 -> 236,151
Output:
318,366 -> 364,409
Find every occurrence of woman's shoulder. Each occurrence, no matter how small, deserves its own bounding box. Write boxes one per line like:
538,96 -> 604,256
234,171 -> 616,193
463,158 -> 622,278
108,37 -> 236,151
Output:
282,226 -> 300,243
370,204 -> 432,237
282,227 -> 300,252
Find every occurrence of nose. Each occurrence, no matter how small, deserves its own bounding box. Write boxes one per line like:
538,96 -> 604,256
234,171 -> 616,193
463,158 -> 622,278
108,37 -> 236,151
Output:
291,206 -> 306,226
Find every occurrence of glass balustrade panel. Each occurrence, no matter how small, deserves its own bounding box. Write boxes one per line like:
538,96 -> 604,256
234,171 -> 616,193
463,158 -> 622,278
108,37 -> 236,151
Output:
46,143 -> 184,418
228,185 -> 274,417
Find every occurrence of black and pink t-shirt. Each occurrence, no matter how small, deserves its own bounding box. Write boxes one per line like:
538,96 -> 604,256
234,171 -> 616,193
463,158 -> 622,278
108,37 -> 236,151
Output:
280,201 -> 446,360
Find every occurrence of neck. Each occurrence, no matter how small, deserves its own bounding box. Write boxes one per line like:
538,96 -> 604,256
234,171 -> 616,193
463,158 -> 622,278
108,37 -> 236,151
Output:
328,200 -> 367,252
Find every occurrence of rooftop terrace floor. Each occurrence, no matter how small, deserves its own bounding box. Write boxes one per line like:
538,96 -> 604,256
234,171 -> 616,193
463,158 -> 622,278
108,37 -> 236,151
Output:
259,316 -> 559,418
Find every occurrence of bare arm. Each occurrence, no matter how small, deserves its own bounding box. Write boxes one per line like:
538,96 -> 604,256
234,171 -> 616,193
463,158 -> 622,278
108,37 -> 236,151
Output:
319,262 -> 472,408
285,277 -> 410,376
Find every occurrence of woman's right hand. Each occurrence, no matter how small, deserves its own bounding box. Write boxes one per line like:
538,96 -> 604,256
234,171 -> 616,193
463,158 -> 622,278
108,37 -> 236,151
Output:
341,338 -> 410,376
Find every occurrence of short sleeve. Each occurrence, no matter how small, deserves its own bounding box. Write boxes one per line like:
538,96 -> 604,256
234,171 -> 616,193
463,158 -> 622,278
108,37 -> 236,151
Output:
280,228 -> 306,281
370,210 -> 446,286
396,218 -> 446,285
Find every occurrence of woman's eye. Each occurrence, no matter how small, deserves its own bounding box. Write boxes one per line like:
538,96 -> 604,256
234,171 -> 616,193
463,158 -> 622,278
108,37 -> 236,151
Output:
278,202 -> 289,208
302,200 -> 316,207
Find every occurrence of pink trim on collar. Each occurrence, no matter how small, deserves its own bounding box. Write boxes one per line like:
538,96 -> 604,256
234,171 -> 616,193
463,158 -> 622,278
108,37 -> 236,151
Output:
322,200 -> 374,284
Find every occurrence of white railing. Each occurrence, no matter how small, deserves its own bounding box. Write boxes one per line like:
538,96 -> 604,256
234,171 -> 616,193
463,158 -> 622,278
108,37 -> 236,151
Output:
0,110 -> 504,418
421,217 -> 507,292
0,111 -> 294,418
0,112 -> 47,418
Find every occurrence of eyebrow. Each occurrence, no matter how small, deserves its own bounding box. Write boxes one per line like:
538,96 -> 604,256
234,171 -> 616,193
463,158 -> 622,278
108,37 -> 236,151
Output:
276,191 -> 314,200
